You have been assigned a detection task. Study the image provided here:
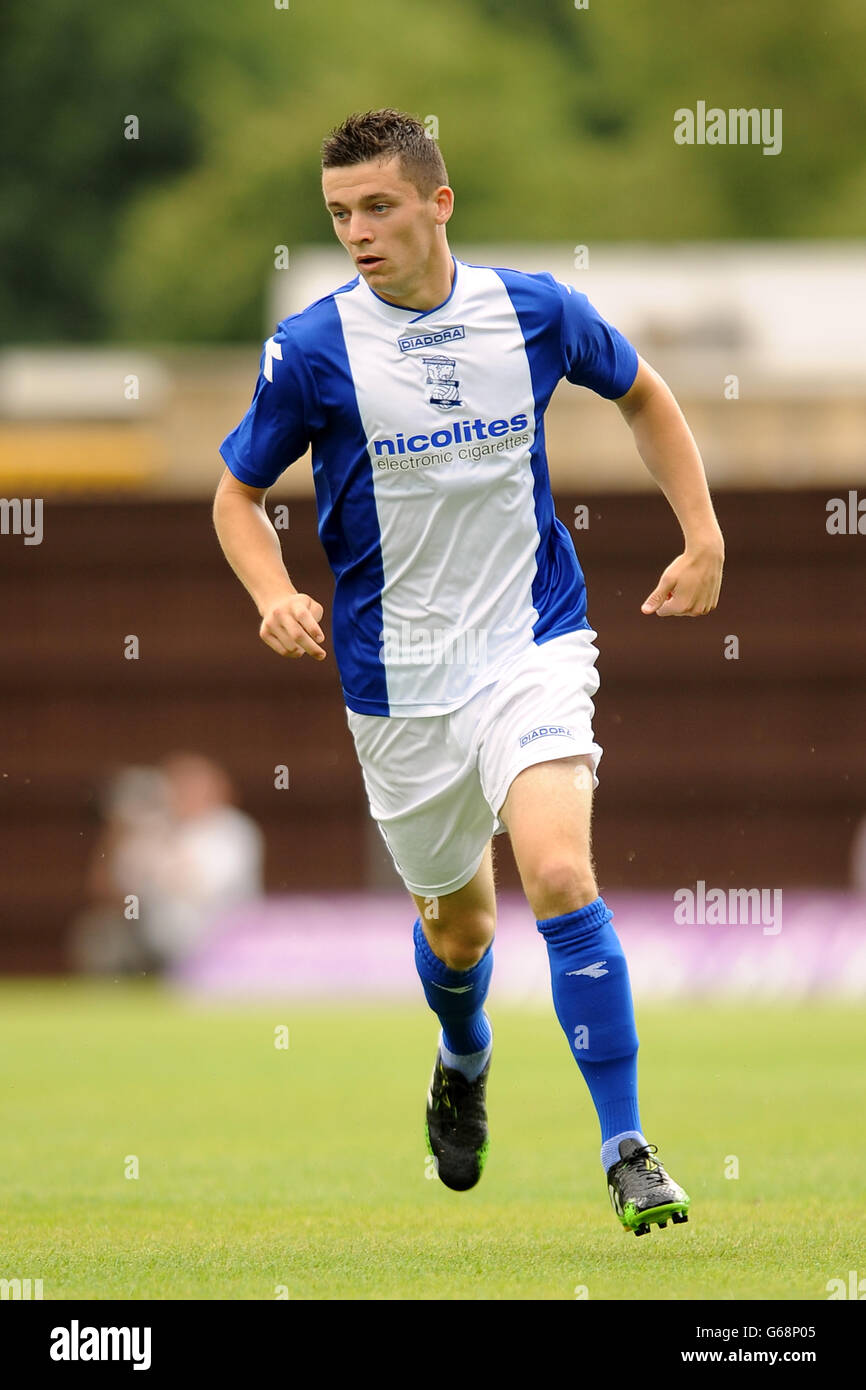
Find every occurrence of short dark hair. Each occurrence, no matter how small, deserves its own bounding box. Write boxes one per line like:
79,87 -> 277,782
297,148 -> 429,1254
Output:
321,108 -> 449,199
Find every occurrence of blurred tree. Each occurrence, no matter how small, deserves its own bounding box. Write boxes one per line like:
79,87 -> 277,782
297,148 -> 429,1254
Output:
0,0 -> 201,342
2,0 -> 863,344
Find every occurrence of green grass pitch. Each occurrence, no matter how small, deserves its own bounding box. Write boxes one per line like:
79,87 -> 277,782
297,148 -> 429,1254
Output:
0,981 -> 862,1300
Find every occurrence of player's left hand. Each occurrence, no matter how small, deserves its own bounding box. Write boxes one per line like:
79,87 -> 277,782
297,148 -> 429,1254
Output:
641,544 -> 724,617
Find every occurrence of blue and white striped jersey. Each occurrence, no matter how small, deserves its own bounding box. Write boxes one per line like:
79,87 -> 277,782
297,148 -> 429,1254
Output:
220,256 -> 638,716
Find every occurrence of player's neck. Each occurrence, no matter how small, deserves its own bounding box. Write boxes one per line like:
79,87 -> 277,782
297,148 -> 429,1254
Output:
375,246 -> 455,313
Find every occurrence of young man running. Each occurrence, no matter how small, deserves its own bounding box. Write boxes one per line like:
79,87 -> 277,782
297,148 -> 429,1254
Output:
213,109 -> 724,1236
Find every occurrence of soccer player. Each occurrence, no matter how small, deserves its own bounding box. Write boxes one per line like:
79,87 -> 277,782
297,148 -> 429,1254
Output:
213,109 -> 724,1236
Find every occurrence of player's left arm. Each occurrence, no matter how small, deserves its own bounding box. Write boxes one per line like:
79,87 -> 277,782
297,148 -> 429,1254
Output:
614,356 -> 724,617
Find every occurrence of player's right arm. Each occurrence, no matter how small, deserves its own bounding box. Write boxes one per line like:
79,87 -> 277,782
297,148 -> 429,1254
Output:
215,323 -> 326,660
212,468 -> 326,661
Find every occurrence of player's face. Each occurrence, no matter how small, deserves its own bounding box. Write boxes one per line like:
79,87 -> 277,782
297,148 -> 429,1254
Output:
322,157 -> 449,304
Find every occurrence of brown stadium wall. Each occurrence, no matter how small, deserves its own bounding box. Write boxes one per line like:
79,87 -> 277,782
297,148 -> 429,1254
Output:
1,490 -> 864,972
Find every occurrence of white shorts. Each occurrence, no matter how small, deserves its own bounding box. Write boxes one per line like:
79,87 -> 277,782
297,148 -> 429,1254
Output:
345,629 -> 603,898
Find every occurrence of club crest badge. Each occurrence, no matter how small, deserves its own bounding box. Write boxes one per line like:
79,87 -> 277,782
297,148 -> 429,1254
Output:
422,355 -> 462,410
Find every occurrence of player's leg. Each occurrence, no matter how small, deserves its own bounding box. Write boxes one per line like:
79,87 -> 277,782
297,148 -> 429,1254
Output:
499,753 -> 598,920
409,837 -> 496,1076
500,754 -> 640,1144
500,752 -> 642,1152
345,702 -> 497,1191
410,839 -> 496,968
409,844 -> 496,1192
473,631 -> 688,1231
500,752 -> 688,1233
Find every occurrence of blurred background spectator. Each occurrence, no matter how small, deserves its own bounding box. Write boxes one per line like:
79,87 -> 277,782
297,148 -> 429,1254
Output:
69,755 -> 263,975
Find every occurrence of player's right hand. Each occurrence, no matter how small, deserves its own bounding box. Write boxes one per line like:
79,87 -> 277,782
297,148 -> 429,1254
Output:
259,593 -> 327,661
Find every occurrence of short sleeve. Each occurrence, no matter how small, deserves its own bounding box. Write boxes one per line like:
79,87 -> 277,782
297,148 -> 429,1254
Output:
557,282 -> 639,400
219,325 -> 314,488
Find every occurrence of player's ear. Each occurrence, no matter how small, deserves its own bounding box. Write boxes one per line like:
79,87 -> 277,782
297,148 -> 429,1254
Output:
433,185 -> 454,224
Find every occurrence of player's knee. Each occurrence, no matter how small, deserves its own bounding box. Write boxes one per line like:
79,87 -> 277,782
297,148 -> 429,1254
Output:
424,909 -> 495,970
525,857 -> 597,920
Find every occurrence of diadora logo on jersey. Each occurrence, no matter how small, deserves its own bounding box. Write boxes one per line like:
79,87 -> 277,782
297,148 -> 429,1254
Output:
397,325 -> 466,353
566,961 -> 609,979
423,354 -> 462,410
518,724 -> 574,748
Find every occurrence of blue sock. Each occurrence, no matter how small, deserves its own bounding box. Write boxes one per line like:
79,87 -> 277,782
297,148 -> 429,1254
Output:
536,897 -> 645,1168
413,917 -> 493,1075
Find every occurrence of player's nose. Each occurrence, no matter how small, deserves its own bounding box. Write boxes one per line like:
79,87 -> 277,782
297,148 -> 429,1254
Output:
346,215 -> 373,245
